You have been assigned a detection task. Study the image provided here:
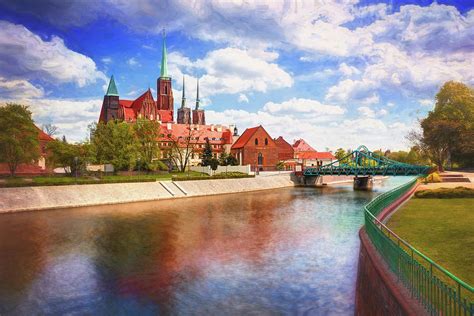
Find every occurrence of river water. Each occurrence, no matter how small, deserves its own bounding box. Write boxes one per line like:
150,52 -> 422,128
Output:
0,177 -> 412,315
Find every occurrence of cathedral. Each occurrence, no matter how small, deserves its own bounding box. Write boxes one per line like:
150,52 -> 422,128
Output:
98,36 -> 239,166
99,36 -> 205,125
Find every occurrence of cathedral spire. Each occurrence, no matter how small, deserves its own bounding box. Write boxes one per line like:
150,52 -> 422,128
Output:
106,75 -> 119,96
181,76 -> 186,109
195,78 -> 200,109
160,30 -> 168,78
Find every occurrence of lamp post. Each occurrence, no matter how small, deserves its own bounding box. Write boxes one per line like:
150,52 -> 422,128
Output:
74,156 -> 78,183
137,157 -> 141,179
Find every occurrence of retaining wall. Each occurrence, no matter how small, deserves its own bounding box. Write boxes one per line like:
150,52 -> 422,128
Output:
355,182 -> 426,316
0,174 -> 295,213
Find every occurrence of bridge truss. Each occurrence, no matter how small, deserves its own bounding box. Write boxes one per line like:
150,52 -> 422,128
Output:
304,145 -> 431,177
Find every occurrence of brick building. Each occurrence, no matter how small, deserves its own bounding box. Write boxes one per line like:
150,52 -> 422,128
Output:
231,125 -> 280,171
97,35 -> 240,166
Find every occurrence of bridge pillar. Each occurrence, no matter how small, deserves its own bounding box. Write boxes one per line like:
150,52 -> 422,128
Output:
353,176 -> 373,191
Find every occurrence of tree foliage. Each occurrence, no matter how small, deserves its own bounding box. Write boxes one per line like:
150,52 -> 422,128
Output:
133,118 -> 161,170
47,139 -> 90,175
0,104 -> 39,175
410,81 -> 474,170
89,121 -> 139,172
201,138 -> 213,166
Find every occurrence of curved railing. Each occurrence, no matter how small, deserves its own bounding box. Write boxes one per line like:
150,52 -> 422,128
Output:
364,178 -> 474,315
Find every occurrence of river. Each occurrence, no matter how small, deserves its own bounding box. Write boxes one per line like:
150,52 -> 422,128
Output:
0,177 -> 413,315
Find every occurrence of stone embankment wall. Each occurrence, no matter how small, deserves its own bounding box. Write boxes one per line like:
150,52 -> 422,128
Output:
0,174 -> 295,213
355,182 -> 427,316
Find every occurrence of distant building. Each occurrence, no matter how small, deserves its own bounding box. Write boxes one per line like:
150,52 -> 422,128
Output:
292,139 -> 336,167
231,125 -> 279,171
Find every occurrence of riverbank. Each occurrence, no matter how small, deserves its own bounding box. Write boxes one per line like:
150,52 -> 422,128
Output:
0,173 -> 295,213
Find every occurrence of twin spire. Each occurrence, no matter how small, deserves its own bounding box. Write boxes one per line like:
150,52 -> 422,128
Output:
181,75 -> 201,110
106,32 -> 201,107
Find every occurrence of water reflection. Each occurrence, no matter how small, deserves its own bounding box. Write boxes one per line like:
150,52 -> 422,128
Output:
0,177 -> 412,315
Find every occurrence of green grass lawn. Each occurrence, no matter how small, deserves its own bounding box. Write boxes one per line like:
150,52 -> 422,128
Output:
0,171 -> 251,187
387,198 -> 474,286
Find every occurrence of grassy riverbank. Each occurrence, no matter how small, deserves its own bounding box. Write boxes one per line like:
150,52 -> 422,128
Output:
387,197 -> 474,285
0,171 -> 254,187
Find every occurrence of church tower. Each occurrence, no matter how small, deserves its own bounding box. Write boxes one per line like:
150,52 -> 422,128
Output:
156,33 -> 174,116
99,75 -> 120,123
177,76 -> 191,124
192,78 -> 205,125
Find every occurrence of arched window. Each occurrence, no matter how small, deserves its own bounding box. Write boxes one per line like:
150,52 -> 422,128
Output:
265,138 -> 268,145
258,152 -> 263,165
165,85 -> 168,94
255,138 -> 259,145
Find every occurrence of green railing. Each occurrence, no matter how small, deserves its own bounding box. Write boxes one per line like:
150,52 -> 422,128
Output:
364,178 -> 474,315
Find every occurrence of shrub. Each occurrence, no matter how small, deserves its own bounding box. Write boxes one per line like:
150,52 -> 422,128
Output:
415,187 -> 474,199
422,172 -> 441,183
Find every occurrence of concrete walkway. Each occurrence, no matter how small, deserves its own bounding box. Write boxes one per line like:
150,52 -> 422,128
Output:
417,171 -> 474,191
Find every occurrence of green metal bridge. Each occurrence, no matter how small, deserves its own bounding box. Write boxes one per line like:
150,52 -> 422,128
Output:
304,145 -> 431,177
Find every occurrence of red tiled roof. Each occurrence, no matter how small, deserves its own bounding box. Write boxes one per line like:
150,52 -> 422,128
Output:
293,139 -> 316,152
119,100 -> 133,108
35,126 -> 54,142
231,126 -> 260,149
131,89 -> 154,111
296,152 -> 335,160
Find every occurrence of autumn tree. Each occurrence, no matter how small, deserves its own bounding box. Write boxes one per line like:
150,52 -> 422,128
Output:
0,104 -> 39,176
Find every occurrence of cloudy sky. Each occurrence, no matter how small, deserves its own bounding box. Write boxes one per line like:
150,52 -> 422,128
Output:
0,0 -> 473,150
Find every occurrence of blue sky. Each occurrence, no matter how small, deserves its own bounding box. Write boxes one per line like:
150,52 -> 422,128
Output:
0,0 -> 473,150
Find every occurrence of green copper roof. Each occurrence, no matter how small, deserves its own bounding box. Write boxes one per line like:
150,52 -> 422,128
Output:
160,35 -> 168,78
106,75 -> 119,96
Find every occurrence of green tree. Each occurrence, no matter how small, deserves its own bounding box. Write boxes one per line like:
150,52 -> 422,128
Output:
334,148 -> 351,164
90,121 -> 138,172
47,139 -> 90,175
133,118 -> 161,171
218,152 -> 229,166
0,104 -> 39,176
201,138 -> 213,166
411,81 -> 474,170
226,154 -> 238,166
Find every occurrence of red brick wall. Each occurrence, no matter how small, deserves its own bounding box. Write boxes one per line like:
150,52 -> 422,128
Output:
157,78 -> 174,111
275,138 -> 294,161
239,128 -> 279,170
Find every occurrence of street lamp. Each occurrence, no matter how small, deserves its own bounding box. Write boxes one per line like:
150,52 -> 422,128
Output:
74,156 -> 78,183
137,157 -> 141,178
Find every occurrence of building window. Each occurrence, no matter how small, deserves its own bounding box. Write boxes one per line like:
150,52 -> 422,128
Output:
265,138 -> 268,145
258,152 -> 263,165
255,138 -> 258,145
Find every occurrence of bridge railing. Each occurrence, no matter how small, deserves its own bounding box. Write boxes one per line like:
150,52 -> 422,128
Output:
364,178 -> 474,315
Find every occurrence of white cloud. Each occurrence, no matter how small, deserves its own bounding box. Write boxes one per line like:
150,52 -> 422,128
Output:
0,21 -> 106,87
1,97 -> 102,142
378,108 -> 388,116
168,47 -> 293,97
263,98 -> 345,115
0,77 -> 44,99
418,99 -> 434,107
238,93 -> 249,103
127,57 -> 141,67
338,63 -> 361,77
101,57 -> 112,64
357,106 -> 375,118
